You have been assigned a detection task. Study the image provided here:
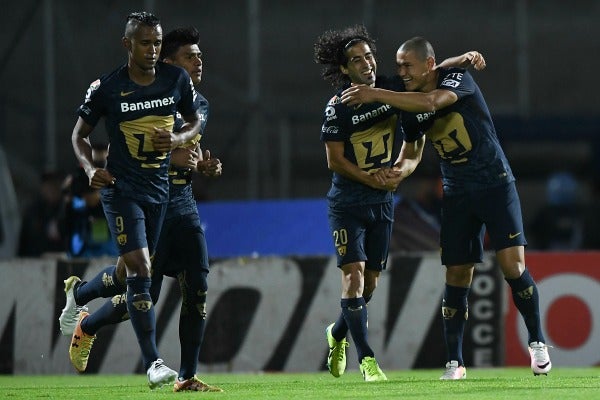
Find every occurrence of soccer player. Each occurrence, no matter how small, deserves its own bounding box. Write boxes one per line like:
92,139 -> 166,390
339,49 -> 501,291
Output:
340,37 -> 552,379
61,26 -> 222,392
69,12 -> 203,389
313,26 -> 478,382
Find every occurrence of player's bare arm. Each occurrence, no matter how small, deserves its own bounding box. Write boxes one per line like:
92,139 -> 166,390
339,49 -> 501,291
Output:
373,135 -> 425,191
71,117 -> 115,189
150,110 -> 202,152
392,136 -> 426,181
435,51 -> 486,71
325,141 -> 395,191
170,146 -> 198,169
172,110 -> 203,147
341,85 -> 458,112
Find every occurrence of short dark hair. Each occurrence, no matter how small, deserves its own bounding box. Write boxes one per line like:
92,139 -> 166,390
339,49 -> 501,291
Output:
398,37 -> 435,62
160,27 -> 201,61
314,25 -> 376,88
124,11 -> 161,38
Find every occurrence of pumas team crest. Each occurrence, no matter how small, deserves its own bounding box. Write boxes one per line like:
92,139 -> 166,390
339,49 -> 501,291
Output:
117,234 -> 127,246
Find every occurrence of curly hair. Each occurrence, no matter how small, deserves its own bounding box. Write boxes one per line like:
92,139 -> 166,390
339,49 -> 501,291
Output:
313,25 -> 377,89
160,27 -> 201,61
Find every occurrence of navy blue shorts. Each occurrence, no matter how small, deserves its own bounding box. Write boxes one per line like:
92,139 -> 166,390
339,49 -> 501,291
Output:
328,202 -> 393,271
440,182 -> 527,266
152,210 -> 209,278
101,187 -> 167,256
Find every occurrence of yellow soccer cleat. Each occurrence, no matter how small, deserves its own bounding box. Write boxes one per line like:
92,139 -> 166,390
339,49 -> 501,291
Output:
325,323 -> 349,377
173,376 -> 224,392
359,356 -> 387,382
69,311 -> 96,373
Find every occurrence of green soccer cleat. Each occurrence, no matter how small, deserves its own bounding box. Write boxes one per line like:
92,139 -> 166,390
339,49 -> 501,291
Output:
359,356 -> 387,382
325,323 -> 349,377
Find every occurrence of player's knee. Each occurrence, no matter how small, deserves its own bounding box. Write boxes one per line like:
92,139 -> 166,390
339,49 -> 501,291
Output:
179,271 -> 208,317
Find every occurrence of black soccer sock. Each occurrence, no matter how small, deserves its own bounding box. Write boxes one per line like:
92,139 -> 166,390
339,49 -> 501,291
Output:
126,276 -> 159,371
178,271 -> 208,380
505,268 -> 546,344
81,294 -> 128,336
341,297 -> 374,362
76,265 -> 126,305
332,293 -> 372,341
442,284 -> 470,365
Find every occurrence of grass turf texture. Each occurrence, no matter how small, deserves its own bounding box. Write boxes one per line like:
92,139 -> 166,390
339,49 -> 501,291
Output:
0,368 -> 598,399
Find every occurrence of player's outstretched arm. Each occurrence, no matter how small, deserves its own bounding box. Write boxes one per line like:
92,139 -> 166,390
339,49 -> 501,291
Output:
341,85 -> 458,113
436,51 -> 486,70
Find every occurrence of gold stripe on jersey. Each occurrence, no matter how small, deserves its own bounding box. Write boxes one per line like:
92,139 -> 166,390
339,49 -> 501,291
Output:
350,115 -> 397,173
426,112 -> 472,164
120,115 -> 175,169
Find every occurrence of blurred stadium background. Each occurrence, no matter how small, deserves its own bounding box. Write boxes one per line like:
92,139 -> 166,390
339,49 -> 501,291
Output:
0,0 -> 599,373
2,0 -> 600,205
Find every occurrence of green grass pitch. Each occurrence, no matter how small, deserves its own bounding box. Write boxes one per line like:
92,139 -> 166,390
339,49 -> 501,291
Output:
0,368 -> 598,399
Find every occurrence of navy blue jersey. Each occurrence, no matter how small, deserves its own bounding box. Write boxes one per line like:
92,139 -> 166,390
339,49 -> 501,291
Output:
320,76 -> 421,206
77,62 -> 201,203
167,92 -> 209,218
402,68 -> 514,195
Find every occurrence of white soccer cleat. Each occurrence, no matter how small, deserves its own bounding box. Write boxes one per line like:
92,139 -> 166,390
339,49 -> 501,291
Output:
529,342 -> 552,376
440,360 -> 466,380
59,276 -> 88,336
147,358 -> 178,390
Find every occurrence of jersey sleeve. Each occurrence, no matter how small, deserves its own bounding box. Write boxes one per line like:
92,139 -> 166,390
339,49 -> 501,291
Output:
399,112 -> 426,143
438,68 -> 475,100
398,113 -> 424,143
76,78 -> 106,126
197,93 -> 210,135
176,71 -> 201,116
320,96 -> 347,142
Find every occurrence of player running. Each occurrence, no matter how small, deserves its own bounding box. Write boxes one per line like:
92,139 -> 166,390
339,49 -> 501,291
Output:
63,22 -> 219,391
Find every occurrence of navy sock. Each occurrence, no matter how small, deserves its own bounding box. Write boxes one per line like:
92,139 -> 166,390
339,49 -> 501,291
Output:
341,297 -> 373,362
505,268 -> 545,344
126,276 -> 158,370
331,312 -> 348,342
75,266 -> 126,305
81,294 -> 128,336
178,272 -> 208,380
332,293 -> 372,341
442,284 -> 470,365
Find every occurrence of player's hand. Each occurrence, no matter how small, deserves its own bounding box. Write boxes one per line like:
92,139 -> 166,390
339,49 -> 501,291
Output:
464,51 -> 486,70
88,168 -> 115,189
151,127 -> 174,152
340,84 -> 376,106
171,147 -> 199,169
371,167 -> 402,191
197,149 -> 222,177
